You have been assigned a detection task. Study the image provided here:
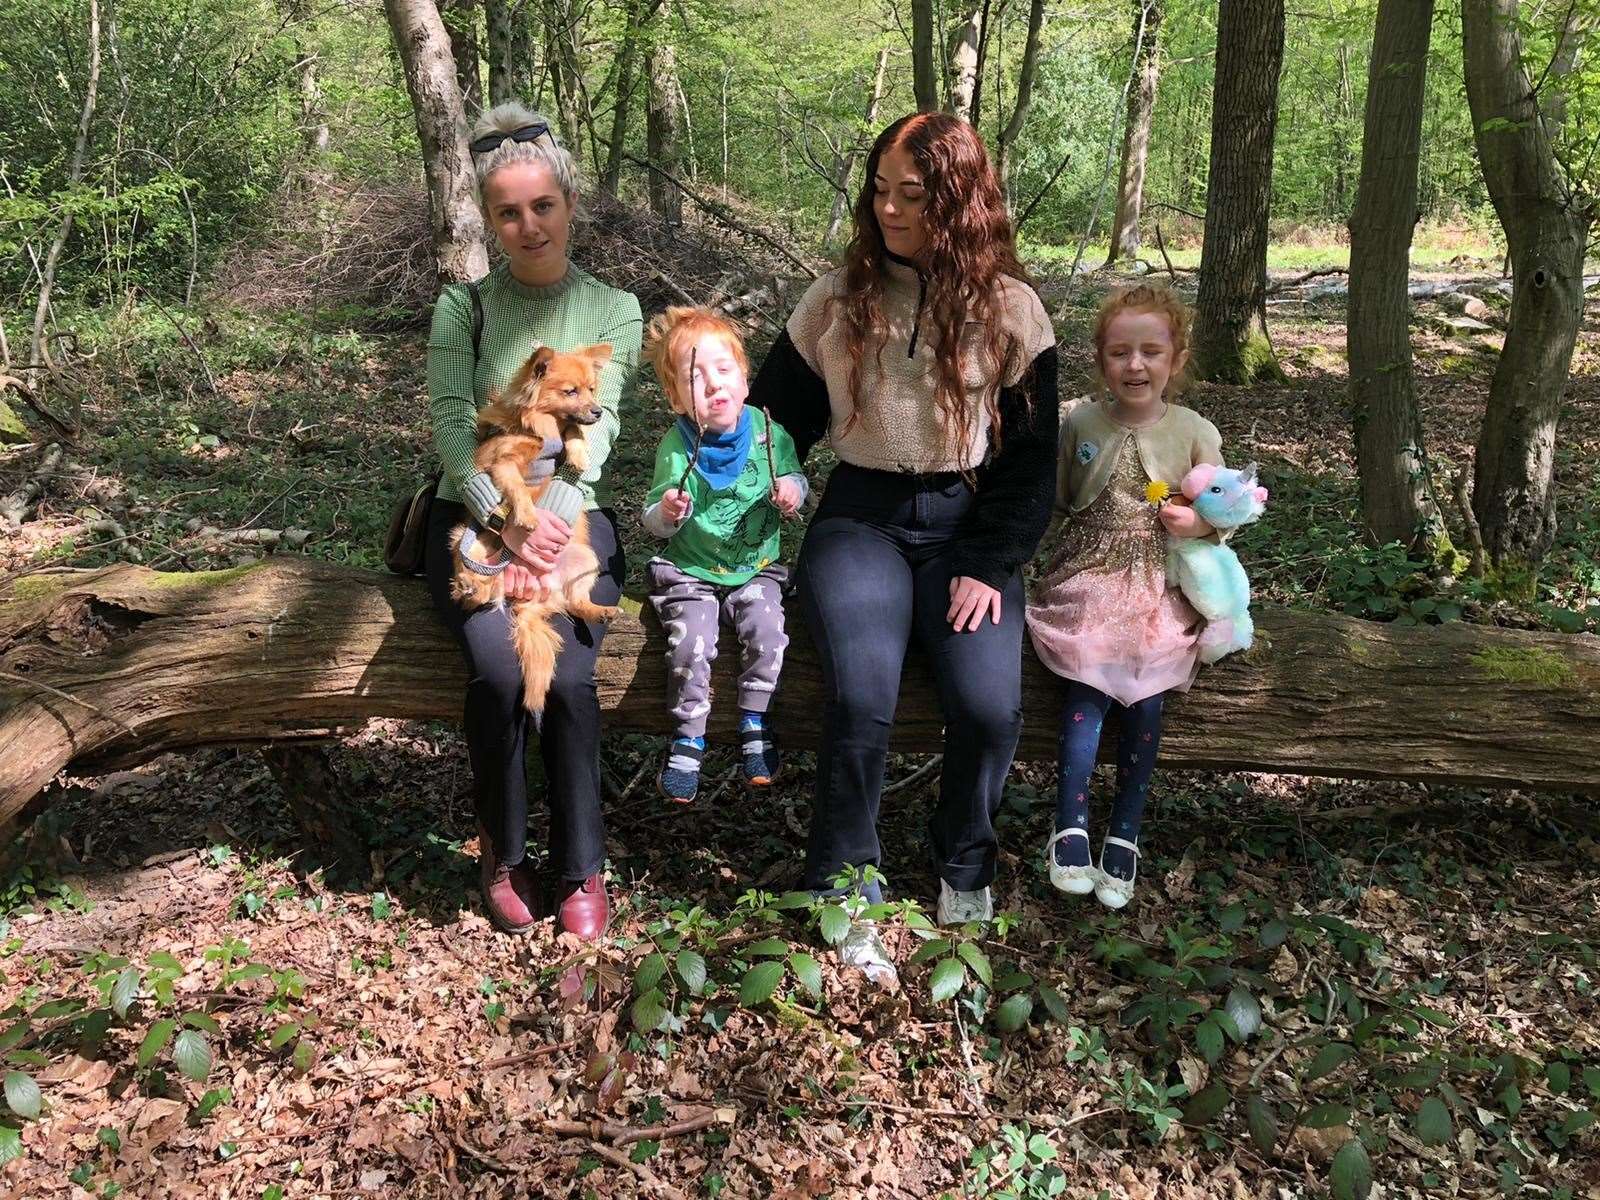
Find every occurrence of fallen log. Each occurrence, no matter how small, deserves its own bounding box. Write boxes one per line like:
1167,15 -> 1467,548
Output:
2,559 -> 1598,821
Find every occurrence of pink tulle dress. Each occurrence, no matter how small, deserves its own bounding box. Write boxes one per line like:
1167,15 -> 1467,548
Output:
1026,439 -> 1202,707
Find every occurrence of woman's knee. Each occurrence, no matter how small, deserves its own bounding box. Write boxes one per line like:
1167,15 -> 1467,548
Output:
821,655 -> 901,734
944,673 -> 1023,746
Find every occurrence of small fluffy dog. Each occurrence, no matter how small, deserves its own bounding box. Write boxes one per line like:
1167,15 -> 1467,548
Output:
451,343 -> 619,711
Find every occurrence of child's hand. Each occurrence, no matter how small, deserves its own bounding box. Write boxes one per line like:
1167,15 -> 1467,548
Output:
660,488 -> 693,524
1158,501 -> 1214,538
771,476 -> 802,518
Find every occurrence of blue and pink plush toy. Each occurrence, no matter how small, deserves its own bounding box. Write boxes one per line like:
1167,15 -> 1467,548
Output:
1165,463 -> 1268,664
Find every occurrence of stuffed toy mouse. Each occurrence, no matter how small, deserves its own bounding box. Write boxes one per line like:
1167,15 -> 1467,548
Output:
1163,463 -> 1268,664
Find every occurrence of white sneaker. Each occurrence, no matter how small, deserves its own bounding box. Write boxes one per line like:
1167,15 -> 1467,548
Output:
838,919 -> 899,988
1046,827 -> 1097,895
1094,836 -> 1140,909
936,879 -> 993,926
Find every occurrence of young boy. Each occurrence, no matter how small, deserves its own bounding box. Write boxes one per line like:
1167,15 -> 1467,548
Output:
642,307 -> 807,801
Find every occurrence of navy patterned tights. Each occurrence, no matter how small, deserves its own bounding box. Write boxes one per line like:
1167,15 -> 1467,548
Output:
1054,681 -> 1165,881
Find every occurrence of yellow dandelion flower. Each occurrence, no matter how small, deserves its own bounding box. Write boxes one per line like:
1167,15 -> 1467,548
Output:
1145,480 -> 1172,505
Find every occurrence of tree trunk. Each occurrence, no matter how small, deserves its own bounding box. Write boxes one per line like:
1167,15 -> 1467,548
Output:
1192,0 -> 1285,384
484,0 -> 517,104
283,0 -> 329,159
645,6 -> 682,224
1347,0 -> 1438,552
1462,0 -> 1595,567
1105,0 -> 1163,264
542,0 -> 585,153
439,0 -> 483,117
949,3 -> 986,124
1332,37 -> 1353,212
28,0 -> 100,389
5,562 -> 1600,825
912,0 -> 939,112
602,0 -> 648,198
995,0 -> 1046,198
824,46 -> 891,245
383,0 -> 490,284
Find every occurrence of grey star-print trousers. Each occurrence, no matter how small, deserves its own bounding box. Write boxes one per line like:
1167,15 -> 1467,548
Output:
645,559 -> 790,739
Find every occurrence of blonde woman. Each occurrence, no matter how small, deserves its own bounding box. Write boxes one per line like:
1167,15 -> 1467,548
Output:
423,103 -> 642,938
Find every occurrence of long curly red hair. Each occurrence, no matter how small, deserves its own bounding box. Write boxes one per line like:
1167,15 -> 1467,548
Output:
838,113 -> 1030,468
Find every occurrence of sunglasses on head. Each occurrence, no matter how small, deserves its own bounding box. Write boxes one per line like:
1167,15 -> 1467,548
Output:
470,122 -> 556,156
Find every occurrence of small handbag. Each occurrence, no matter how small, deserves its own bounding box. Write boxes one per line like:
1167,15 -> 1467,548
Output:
382,472 -> 443,575
383,280 -> 484,576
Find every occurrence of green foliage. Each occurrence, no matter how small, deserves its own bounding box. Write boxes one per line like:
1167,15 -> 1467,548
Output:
0,931 -> 317,1163
963,1123 -> 1066,1199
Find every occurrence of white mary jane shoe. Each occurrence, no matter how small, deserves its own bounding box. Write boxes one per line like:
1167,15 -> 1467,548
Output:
1094,836 -> 1140,909
1046,826 -> 1097,895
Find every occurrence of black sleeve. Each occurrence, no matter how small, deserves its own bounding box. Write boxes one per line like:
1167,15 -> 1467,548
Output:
749,328 -> 831,462
947,346 -> 1060,589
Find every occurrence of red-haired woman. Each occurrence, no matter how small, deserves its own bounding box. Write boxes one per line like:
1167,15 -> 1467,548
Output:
752,113 -> 1058,984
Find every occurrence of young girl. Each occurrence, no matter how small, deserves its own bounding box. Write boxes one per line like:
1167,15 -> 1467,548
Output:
642,307 -> 807,802
1025,284 -> 1223,909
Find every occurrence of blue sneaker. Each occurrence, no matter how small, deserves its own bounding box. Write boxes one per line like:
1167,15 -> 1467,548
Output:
657,738 -> 705,803
739,715 -> 780,786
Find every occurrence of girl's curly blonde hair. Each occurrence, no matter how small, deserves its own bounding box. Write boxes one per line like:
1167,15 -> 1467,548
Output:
644,307 -> 749,415
1092,283 -> 1193,395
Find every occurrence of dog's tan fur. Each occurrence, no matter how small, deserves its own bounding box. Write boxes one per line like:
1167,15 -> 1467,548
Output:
450,343 -> 619,712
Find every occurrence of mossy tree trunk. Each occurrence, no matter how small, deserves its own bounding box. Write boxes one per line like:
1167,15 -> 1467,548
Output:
1462,0 -> 1595,566
1192,0 -> 1285,384
1348,0 -> 1439,553
5,562 -> 1600,828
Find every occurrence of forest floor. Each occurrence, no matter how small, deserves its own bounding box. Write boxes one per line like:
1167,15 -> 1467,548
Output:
2,225 -> 1599,1200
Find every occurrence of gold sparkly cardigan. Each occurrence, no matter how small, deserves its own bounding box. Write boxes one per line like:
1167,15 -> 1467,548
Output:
784,259 -> 1056,474
1055,399 -> 1224,519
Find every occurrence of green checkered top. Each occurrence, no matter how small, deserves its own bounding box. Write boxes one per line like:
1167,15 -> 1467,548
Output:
426,260 -> 643,522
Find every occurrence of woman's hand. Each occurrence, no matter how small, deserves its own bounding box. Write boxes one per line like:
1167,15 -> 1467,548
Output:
771,476 -> 803,518
503,510 -> 572,571
502,560 -> 553,602
947,576 -> 1002,632
1158,502 -> 1214,539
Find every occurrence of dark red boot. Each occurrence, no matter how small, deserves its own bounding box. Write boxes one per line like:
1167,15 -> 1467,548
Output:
552,872 -> 609,941
478,824 -> 537,934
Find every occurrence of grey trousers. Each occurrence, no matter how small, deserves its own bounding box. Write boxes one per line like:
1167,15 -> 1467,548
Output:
645,559 -> 790,739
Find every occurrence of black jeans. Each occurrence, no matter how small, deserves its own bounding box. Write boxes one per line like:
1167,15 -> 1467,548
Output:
797,463 -> 1025,893
425,499 -> 625,879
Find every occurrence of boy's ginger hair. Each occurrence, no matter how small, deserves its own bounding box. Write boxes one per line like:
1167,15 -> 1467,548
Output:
1092,283 -> 1193,396
644,306 -> 750,415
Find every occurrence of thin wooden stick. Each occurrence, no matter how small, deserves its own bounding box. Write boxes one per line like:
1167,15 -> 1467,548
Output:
675,347 -> 704,493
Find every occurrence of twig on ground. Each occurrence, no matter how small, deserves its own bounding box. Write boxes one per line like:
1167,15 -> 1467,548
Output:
560,1141 -> 689,1200
1153,222 -> 1180,283
479,1039 -> 578,1071
539,1109 -> 724,1146
882,755 -> 943,797
451,1129 -> 515,1174
242,475 -> 302,531
1265,266 -> 1348,295
145,293 -> 219,395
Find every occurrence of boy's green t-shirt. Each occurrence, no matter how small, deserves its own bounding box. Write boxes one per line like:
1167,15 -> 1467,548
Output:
646,408 -> 802,586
